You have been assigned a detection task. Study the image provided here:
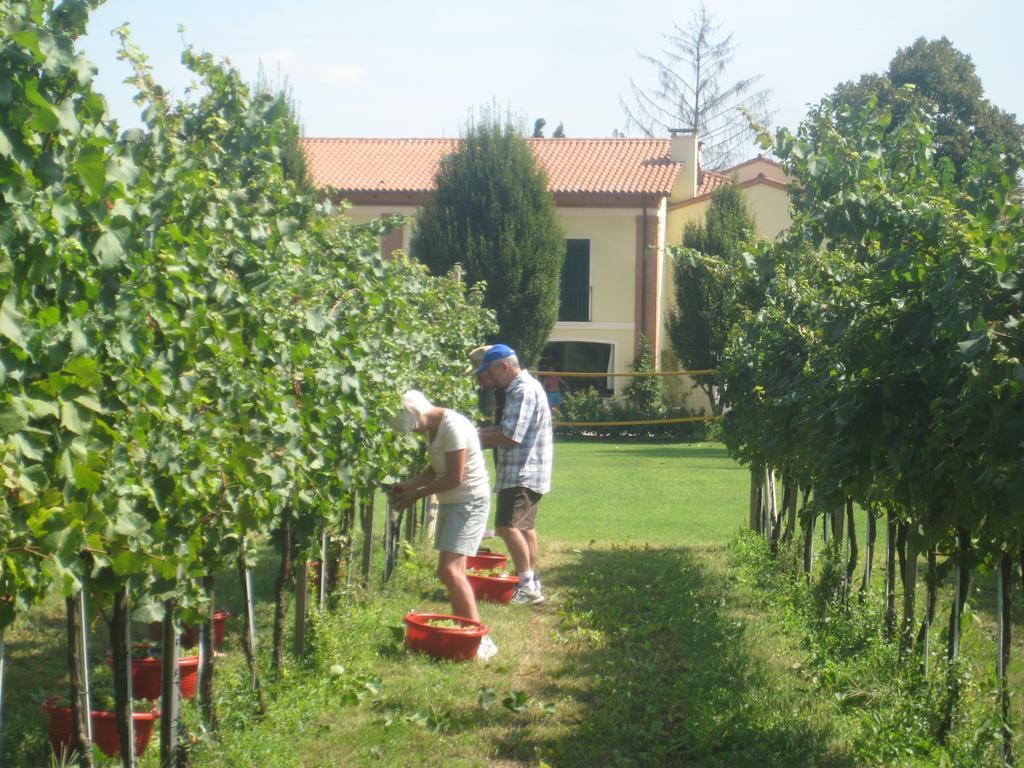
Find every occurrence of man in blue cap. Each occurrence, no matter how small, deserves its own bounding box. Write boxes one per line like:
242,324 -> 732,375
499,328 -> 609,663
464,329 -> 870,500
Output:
474,344 -> 552,604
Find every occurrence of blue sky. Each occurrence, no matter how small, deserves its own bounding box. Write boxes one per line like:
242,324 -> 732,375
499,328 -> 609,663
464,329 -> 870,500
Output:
80,0 -> 1022,158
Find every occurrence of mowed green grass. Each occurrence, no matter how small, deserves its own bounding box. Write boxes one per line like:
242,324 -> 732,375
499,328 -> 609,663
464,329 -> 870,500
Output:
540,441 -> 749,546
5,441 -> 1019,766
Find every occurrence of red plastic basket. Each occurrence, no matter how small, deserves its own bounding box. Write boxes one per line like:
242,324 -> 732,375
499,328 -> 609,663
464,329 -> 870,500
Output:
42,698 -> 160,759
403,612 -> 489,661
466,570 -> 519,604
465,551 -> 509,571
148,608 -> 230,650
181,609 -> 230,649
128,653 -> 200,700
90,708 -> 160,758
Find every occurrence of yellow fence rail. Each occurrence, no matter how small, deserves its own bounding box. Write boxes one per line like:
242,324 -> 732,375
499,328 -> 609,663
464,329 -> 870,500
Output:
535,369 -> 717,378
554,414 -> 724,428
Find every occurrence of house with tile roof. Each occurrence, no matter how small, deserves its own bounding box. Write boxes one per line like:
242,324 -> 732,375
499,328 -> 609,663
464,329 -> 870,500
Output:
301,132 -> 791,401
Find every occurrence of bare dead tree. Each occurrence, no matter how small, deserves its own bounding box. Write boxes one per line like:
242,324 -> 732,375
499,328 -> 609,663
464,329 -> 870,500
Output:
620,3 -> 772,169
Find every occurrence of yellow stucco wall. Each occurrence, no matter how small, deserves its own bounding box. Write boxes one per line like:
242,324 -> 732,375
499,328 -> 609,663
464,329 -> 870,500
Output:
741,185 -> 792,240
548,207 -> 643,396
666,199 -> 711,244
665,181 -> 791,244
556,209 -> 637,323
337,205 -> 418,253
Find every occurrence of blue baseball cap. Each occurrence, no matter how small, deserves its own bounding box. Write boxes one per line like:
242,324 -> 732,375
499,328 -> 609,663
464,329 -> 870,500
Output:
476,344 -> 515,375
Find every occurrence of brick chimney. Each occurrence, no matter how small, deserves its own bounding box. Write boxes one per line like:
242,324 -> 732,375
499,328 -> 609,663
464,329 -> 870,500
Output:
670,128 -> 699,200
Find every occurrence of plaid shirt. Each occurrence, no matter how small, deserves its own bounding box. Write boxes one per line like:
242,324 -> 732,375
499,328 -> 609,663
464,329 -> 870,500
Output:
496,370 -> 553,493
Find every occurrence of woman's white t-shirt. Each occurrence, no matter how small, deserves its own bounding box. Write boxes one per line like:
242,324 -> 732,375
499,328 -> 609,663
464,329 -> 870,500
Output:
428,410 -> 489,504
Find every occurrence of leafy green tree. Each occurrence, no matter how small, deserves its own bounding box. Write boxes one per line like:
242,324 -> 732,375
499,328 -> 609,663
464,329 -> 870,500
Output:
532,118 -> 565,138
253,64 -> 315,197
666,181 -> 754,414
412,112 -> 563,366
833,37 -> 1024,180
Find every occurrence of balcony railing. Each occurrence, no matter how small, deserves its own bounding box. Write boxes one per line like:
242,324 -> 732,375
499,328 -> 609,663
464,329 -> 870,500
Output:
558,285 -> 590,322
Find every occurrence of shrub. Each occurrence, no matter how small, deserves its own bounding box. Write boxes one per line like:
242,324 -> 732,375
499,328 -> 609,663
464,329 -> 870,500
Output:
557,387 -> 706,441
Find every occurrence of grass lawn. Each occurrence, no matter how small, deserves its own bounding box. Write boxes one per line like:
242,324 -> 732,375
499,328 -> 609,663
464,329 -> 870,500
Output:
540,441 -> 749,546
1,441 -> 1019,766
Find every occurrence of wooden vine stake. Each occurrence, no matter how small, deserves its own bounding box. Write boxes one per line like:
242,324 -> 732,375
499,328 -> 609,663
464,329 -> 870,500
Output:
802,505 -> 816,580
110,585 -> 135,768
938,531 -> 971,744
884,511 -> 897,639
899,524 -> 918,662
404,493 -> 416,542
236,547 -> 265,713
344,491 -> 358,591
749,469 -> 760,532
66,592 -> 94,767
360,493 -> 375,588
997,552 -> 1013,767
948,529 -> 971,663
199,575 -> 217,730
272,504 -> 293,675
383,496 -> 401,582
844,499 -> 858,605
294,559 -> 308,658
860,505 -> 876,598
917,548 -> 937,675
159,594 -> 181,768
423,495 -> 438,539
319,529 -> 329,612
0,627 -> 5,760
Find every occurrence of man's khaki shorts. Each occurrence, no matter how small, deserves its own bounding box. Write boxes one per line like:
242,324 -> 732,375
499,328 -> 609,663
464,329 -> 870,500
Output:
495,487 -> 542,530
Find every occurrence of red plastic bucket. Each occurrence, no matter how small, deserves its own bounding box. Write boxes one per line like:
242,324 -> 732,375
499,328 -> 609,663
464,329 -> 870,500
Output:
466,551 -> 508,571
149,609 -> 230,650
181,609 -> 230,649
403,612 -> 489,661
90,708 -> 160,758
42,698 -> 160,759
466,570 -> 519,604
128,653 -> 200,700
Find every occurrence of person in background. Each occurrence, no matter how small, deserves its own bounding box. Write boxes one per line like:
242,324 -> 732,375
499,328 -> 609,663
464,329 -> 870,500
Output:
389,390 -> 498,659
473,344 -> 553,605
539,360 -> 566,414
466,344 -> 504,425
463,345 -> 493,377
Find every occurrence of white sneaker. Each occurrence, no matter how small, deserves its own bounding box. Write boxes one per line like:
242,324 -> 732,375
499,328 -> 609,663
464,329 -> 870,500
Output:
476,634 -> 498,660
510,584 -> 544,605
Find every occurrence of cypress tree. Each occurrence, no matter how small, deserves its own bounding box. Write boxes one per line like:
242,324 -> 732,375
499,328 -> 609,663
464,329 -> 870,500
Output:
412,113 -> 563,366
667,180 -> 754,414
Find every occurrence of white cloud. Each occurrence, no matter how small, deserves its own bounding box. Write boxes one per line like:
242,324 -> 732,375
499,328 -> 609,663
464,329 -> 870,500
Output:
322,64 -> 366,85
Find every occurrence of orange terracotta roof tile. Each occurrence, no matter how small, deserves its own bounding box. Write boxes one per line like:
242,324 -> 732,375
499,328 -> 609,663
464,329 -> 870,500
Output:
722,155 -> 772,172
303,138 -> 458,194
696,169 -> 731,196
301,137 -> 684,197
